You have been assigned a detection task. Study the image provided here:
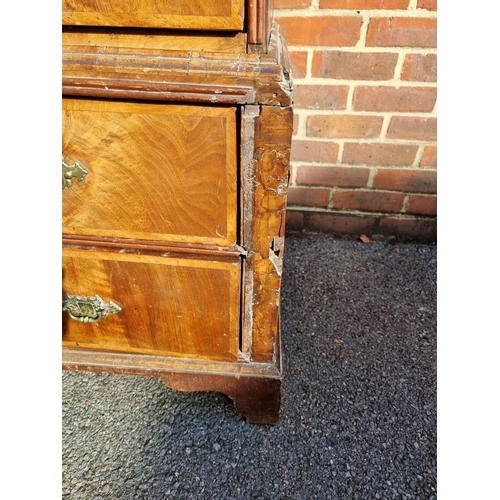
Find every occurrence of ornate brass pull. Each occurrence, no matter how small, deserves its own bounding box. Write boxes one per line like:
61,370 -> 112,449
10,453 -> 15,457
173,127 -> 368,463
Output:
62,156 -> 88,190
62,294 -> 122,323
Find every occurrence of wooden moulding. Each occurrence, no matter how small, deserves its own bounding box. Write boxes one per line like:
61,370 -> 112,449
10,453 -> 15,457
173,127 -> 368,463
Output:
62,348 -> 282,424
62,25 -> 292,107
247,0 -> 271,52
62,235 -> 247,260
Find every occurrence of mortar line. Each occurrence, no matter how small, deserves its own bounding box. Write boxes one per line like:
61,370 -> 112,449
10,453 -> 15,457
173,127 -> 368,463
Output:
285,205 -> 436,217
274,9 -> 437,18
367,168 -> 377,188
401,194 -> 410,213
337,141 -> 345,162
291,138 -> 437,147
327,187 -> 336,209
380,115 -> 392,139
296,113 -> 307,138
346,86 -> 355,111
393,52 -> 407,80
305,48 -> 314,79
289,163 -> 298,185
357,15 -> 370,48
288,47 -> 437,54
291,77 -> 437,87
292,109 -> 437,118
414,145 -> 426,167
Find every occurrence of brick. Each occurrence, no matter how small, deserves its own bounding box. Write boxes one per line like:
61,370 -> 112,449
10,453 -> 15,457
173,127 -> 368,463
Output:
373,168 -> 437,193
387,116 -> 437,141
366,17 -> 437,48
288,210 -> 436,241
333,189 -> 405,212
353,86 -> 436,112
308,213 -> 377,235
289,51 -> 308,79
406,194 -> 437,215
294,85 -> 349,110
275,16 -> 362,46
296,165 -> 370,187
417,0 -> 437,11
343,143 -> 418,165
291,140 -> 339,162
420,145 -> 437,167
312,50 -> 398,80
320,0 -> 410,7
284,210 -> 305,233
401,54 -> 437,82
287,186 -> 331,207
275,0 -> 312,7
378,217 -> 437,241
307,115 -> 383,138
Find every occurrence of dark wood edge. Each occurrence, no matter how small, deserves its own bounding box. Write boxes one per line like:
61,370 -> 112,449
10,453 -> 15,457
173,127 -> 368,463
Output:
62,234 -> 247,259
62,85 -> 252,105
247,0 -> 270,51
62,347 -> 281,378
247,0 -> 258,45
62,347 -> 283,424
159,372 -> 282,425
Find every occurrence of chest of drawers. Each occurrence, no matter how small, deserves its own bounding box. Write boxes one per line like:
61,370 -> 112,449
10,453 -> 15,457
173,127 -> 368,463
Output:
62,0 -> 293,424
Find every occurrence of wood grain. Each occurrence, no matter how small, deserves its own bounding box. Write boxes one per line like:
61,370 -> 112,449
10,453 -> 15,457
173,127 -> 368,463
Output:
63,0 -> 245,31
62,29 -> 247,53
62,249 -> 241,361
62,99 -> 237,246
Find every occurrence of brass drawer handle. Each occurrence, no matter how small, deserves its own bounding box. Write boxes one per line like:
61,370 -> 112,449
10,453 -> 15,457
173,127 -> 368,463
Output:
62,156 -> 88,190
62,294 -> 122,323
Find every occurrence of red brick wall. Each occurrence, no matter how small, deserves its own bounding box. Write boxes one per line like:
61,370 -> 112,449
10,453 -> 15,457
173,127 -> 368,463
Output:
275,0 -> 437,241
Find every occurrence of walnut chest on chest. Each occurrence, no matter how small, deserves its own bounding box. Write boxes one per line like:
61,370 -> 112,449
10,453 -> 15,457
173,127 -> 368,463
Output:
62,0 -> 293,424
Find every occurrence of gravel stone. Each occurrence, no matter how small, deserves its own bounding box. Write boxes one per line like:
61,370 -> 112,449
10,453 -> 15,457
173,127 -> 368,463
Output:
63,237 -> 437,499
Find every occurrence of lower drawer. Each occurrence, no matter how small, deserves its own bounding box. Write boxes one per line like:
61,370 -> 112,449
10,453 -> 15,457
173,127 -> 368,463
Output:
62,249 -> 241,361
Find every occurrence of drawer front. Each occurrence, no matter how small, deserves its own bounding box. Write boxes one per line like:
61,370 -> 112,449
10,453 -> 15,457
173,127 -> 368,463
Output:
62,0 -> 245,30
63,99 -> 238,247
62,249 -> 241,361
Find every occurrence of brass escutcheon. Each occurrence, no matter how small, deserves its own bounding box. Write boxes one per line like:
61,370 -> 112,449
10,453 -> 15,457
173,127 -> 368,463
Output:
62,156 -> 89,190
62,294 -> 122,323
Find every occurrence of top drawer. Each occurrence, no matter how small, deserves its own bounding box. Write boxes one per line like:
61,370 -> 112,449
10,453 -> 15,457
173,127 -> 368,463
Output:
62,0 -> 245,31
62,99 -> 238,247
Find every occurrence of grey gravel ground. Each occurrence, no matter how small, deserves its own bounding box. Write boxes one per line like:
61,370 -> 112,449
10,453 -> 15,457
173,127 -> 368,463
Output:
62,236 -> 437,500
